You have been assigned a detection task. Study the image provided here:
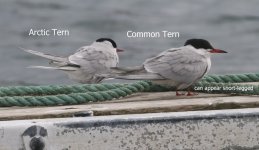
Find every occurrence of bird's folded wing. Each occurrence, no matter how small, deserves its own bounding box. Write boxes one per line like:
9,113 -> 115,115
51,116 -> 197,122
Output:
144,48 -> 208,83
68,46 -> 118,74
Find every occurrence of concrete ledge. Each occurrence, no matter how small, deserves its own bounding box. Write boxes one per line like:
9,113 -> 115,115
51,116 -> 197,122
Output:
1,108 -> 259,149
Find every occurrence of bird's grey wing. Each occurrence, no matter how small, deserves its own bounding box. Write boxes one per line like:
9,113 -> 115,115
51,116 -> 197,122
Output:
144,48 -> 209,84
68,46 -> 118,74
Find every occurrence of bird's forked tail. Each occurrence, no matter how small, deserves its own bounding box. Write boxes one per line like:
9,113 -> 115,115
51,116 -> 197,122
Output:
20,47 -> 67,62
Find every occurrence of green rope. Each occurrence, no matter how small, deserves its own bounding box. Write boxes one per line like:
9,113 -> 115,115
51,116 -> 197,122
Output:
0,81 -> 151,107
0,73 -> 259,107
1,73 -> 258,97
0,83 -> 124,97
201,73 -> 259,83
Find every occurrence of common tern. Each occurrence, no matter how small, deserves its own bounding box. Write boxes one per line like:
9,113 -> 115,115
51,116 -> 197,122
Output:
101,39 -> 227,96
22,38 -> 124,83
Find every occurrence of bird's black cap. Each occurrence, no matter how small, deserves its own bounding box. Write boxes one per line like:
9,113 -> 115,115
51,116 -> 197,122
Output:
96,38 -> 117,48
184,39 -> 214,49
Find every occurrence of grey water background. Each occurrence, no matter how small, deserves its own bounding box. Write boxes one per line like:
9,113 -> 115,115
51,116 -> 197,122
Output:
0,0 -> 259,86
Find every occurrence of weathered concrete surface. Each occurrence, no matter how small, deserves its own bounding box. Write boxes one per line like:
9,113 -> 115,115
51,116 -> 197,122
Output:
1,92 -> 259,121
1,108 -> 259,150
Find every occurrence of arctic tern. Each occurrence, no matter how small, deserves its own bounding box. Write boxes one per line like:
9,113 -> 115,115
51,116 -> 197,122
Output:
22,38 -> 123,83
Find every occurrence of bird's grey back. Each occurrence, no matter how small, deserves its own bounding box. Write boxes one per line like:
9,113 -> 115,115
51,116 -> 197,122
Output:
143,46 -> 209,84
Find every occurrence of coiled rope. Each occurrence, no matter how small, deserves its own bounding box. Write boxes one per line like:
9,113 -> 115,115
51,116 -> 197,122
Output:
201,73 -> 259,83
0,81 -> 151,107
0,73 -> 258,107
0,83 -> 124,97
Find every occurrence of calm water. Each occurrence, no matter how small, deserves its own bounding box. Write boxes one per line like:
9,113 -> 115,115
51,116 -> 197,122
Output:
0,0 -> 259,86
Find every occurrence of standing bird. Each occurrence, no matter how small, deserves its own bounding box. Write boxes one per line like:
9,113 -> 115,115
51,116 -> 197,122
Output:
22,38 -> 124,83
101,39 -> 227,96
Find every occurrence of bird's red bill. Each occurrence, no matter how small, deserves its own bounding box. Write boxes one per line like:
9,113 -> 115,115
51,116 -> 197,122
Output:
209,49 -> 227,53
116,48 -> 124,52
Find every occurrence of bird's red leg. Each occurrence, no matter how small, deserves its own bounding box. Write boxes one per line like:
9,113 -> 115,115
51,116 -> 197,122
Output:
176,91 -> 185,96
186,88 -> 198,96
186,91 -> 195,96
